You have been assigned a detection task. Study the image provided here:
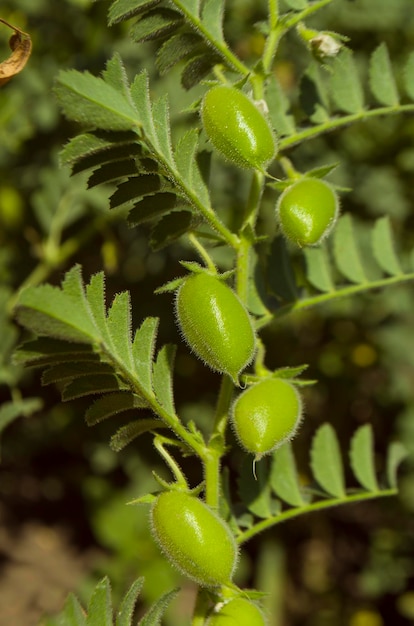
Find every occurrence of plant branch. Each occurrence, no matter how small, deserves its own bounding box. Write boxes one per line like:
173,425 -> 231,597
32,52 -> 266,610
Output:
237,488 -> 397,545
255,271 -> 414,330
279,103 -> 414,152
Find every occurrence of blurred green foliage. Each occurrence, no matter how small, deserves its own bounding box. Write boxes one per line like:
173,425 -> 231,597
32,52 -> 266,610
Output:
1,0 -> 414,625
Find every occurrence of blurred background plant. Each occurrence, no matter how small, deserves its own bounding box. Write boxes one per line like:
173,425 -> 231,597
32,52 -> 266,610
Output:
1,0 -> 414,624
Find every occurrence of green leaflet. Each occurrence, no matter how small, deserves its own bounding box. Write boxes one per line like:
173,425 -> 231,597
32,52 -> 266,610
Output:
369,43 -> 399,107
404,52 -> 414,101
86,392 -> 149,426
106,292 -> 134,372
41,362 -> 114,386
349,425 -> 379,492
156,33 -> 202,75
110,419 -> 165,451
151,94 -> 176,166
130,9 -> 183,43
330,49 -> 365,114
86,577 -> 113,626
200,0 -> 225,44
387,442 -> 408,489
109,176 -> 162,208
132,317 -> 159,394
116,578 -> 144,626
55,62 -> 139,131
138,589 -> 179,626
130,71 -> 157,144
88,160 -> 140,188
303,245 -> 335,293
108,0 -> 162,24
271,442 -> 305,507
310,423 -> 345,498
56,577 -> 144,626
333,214 -> 368,284
174,129 -> 210,208
152,345 -> 176,414
371,216 -> 403,276
58,593 -> 87,626
266,75 -> 296,137
62,374 -> 127,401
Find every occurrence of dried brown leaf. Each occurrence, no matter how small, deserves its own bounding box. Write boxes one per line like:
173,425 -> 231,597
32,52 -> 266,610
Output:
0,18 -> 32,86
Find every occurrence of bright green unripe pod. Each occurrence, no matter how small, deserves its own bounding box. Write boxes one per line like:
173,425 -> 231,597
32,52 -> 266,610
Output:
231,378 -> 302,458
276,177 -> 339,246
175,273 -> 256,383
201,85 -> 277,170
206,597 -> 267,625
151,491 -> 238,587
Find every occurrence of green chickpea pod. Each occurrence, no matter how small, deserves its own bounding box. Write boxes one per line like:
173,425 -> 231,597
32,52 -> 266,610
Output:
276,177 -> 339,246
231,378 -> 302,458
201,85 -> 277,170
175,273 -> 256,383
151,490 -> 238,587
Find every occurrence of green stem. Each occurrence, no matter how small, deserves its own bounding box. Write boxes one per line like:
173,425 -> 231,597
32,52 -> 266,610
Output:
187,233 -> 218,272
204,376 -> 234,509
170,0 -> 251,78
236,170 -> 264,303
191,589 -> 211,626
279,103 -> 414,152
212,375 -> 235,439
237,488 -> 397,545
255,271 -> 414,330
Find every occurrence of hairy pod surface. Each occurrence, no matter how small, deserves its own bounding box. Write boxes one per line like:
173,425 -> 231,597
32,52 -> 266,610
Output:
151,490 -> 238,587
175,273 -> 256,382
201,85 -> 277,170
231,378 -> 302,457
206,597 -> 267,625
276,177 -> 339,246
